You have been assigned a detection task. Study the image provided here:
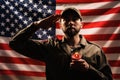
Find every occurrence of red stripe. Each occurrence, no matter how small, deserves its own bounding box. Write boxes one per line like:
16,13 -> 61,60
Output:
56,7 -> 120,16
0,56 -> 45,65
81,7 -> 120,16
0,70 -> 46,77
56,0 -> 117,3
56,20 -> 120,29
109,60 -> 120,67
83,20 -> 120,29
112,74 -> 120,79
56,34 -> 120,41
84,34 -> 120,41
0,43 -> 11,50
102,47 -> 120,53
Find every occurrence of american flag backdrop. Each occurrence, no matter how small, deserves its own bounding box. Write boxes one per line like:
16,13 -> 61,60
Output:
0,0 -> 120,80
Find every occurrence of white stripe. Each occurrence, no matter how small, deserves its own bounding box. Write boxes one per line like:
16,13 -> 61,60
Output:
56,1 -> 120,10
91,40 -> 120,47
112,67 -> 120,74
0,63 -> 45,72
0,50 -> 119,61
0,75 -> 46,80
106,54 -> 120,60
0,62 -> 119,74
56,27 -> 120,35
0,36 -> 11,44
82,13 -> 120,22
0,50 -> 27,58
80,27 -> 120,34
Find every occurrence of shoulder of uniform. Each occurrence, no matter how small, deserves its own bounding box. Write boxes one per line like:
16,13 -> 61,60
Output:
87,40 -> 102,49
46,37 -> 61,46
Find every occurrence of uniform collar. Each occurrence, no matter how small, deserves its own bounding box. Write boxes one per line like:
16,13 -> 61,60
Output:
79,35 -> 87,48
61,35 -> 87,49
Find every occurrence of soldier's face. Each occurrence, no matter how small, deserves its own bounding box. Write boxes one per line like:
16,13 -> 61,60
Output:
60,15 -> 82,37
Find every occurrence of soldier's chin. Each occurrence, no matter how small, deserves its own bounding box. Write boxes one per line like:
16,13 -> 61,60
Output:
67,32 -> 76,37
65,29 -> 77,37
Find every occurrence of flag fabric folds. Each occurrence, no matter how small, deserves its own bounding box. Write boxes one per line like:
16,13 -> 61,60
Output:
0,0 -> 120,80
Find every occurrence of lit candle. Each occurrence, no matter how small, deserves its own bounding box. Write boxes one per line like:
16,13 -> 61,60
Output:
71,52 -> 82,60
